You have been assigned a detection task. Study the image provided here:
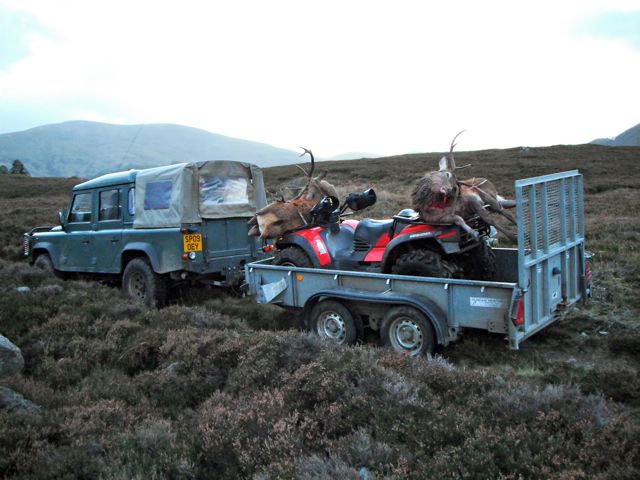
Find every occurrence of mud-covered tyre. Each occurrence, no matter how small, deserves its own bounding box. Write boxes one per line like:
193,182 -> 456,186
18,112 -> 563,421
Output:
122,258 -> 168,308
34,254 -> 63,278
466,240 -> 497,280
273,247 -> 313,268
308,300 -> 358,346
391,249 -> 455,278
381,306 -> 436,356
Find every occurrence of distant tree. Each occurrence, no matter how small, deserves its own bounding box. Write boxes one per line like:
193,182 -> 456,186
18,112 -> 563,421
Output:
0,165 -> 8,174
10,160 -> 30,175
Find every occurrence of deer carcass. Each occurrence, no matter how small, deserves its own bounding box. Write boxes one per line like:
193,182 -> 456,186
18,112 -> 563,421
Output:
248,148 -> 338,240
410,131 -> 482,238
412,132 -> 517,241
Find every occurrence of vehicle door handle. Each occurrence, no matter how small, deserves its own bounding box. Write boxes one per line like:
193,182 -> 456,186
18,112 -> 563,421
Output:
81,239 -> 90,245
110,238 -> 120,244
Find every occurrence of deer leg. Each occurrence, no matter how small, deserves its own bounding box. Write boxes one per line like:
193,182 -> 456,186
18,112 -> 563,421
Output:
477,193 -> 518,226
466,197 -> 518,242
450,214 -> 479,238
498,196 -> 516,209
498,209 -> 517,225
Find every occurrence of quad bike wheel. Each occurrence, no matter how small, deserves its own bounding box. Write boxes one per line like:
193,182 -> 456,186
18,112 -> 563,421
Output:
273,247 -> 313,268
391,248 -> 456,278
464,240 -> 497,280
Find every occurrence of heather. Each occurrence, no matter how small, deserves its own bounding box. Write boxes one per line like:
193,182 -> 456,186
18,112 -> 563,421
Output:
1,144 -> 639,478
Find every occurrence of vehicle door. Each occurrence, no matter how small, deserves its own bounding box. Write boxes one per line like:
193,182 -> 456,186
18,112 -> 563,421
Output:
199,175 -> 254,261
60,191 -> 95,271
92,187 -> 124,273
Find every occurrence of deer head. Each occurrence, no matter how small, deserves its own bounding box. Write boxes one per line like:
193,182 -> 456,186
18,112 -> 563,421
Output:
248,148 -> 338,240
411,130 -> 465,217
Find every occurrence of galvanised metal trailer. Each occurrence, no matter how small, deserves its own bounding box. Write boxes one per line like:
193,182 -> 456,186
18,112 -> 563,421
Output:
245,171 -> 590,354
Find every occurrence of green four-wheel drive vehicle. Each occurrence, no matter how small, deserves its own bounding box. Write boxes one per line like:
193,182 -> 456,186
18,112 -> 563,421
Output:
24,161 -> 267,306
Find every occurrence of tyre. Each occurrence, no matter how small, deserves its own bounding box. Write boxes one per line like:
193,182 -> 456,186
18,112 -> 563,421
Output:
465,240 -> 497,280
308,300 -> 358,346
391,248 -> 455,278
381,306 -> 436,356
273,247 -> 313,268
34,254 -> 62,278
122,258 -> 168,308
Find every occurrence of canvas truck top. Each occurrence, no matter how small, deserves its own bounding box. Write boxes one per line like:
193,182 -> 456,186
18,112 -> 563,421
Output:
131,160 -> 267,228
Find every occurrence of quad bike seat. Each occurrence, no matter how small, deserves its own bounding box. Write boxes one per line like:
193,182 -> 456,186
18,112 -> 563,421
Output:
393,208 -> 453,227
354,218 -> 395,244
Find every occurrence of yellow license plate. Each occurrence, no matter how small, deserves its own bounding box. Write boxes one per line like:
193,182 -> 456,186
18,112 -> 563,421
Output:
183,234 -> 202,252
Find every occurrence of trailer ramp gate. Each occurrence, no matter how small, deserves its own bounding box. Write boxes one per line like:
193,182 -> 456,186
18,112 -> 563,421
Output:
513,170 -> 585,348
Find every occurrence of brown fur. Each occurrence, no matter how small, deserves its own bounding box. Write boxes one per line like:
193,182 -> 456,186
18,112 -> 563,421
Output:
248,149 -> 338,240
412,133 -> 517,240
411,132 -> 481,238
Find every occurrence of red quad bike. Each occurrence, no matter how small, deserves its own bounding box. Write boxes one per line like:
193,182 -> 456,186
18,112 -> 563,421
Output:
271,189 -> 496,280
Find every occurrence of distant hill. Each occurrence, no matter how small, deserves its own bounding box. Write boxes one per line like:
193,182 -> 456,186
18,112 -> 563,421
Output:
591,122 -> 640,147
0,121 -> 304,178
326,152 -> 382,161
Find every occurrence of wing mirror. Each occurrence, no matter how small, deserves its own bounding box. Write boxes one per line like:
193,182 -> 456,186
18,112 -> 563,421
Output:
58,209 -> 67,230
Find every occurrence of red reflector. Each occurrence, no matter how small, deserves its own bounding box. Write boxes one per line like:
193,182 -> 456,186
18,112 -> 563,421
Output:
262,245 -> 275,252
181,253 -> 188,260
181,227 -> 187,233
513,298 -> 524,326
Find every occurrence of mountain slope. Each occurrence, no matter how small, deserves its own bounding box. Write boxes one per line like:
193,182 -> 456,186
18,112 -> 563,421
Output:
591,122 -> 640,147
0,121 -> 303,177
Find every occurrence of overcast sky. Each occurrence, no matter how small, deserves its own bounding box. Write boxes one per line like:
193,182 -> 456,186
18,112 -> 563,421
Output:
1,0 -> 639,157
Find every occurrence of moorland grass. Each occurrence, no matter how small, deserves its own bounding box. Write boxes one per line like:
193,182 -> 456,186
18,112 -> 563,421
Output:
1,145 -> 639,478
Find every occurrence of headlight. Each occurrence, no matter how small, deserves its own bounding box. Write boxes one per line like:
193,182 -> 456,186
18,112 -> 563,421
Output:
188,251 -> 196,260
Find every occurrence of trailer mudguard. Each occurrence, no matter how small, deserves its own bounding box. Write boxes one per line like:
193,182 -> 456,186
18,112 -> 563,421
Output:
303,288 -> 449,346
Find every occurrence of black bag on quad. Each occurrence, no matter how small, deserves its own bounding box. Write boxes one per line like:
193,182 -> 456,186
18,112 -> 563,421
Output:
272,189 -> 497,280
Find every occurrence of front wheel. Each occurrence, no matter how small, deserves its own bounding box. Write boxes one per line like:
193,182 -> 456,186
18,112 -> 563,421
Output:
391,248 -> 455,278
122,258 -> 168,308
465,240 -> 497,280
308,300 -> 358,346
34,254 -> 63,278
381,306 -> 436,356
273,247 -> 313,268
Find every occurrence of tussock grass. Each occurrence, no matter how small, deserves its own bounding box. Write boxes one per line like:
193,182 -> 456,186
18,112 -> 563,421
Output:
1,145 -> 640,478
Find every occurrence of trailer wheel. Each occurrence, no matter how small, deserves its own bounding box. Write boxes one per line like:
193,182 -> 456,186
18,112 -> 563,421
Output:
381,306 -> 436,356
391,249 -> 455,278
309,300 -> 358,346
122,258 -> 168,308
466,240 -> 497,280
273,247 -> 313,268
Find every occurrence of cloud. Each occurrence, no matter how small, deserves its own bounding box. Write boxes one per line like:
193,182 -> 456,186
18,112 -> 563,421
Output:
0,1 -> 639,155
579,10 -> 640,50
0,6 -> 44,70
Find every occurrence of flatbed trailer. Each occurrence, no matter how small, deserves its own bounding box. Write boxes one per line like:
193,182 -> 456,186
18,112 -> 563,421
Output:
245,170 -> 590,354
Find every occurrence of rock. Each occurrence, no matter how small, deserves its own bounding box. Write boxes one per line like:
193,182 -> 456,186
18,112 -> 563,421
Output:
16,286 -> 31,293
0,387 -> 42,414
0,334 -> 24,378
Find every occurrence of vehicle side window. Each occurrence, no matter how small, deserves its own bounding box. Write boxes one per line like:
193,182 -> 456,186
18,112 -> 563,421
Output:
99,189 -> 121,221
128,188 -> 135,216
69,193 -> 93,223
144,181 -> 172,210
